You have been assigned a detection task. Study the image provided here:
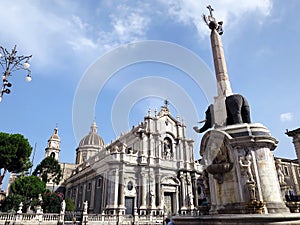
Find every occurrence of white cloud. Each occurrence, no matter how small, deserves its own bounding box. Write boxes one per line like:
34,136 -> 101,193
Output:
0,0 -> 273,76
112,12 -> 149,42
280,112 -> 294,122
158,0 -> 273,39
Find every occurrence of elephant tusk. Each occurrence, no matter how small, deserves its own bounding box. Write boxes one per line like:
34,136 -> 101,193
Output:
197,119 -> 207,124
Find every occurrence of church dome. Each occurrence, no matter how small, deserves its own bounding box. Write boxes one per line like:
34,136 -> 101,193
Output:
79,121 -> 104,147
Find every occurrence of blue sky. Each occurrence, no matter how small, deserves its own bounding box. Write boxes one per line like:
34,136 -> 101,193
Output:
0,0 -> 300,188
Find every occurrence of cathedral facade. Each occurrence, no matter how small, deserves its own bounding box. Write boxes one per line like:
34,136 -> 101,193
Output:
43,106 -> 300,217
45,104 -> 203,216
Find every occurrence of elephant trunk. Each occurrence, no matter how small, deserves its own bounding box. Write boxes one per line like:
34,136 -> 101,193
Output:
199,104 -> 214,133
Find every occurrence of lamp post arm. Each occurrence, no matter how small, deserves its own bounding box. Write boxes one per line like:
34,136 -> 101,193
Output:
0,45 -> 32,102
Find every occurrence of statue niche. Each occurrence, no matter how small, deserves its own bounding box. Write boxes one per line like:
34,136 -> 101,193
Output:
194,94 -> 251,133
163,138 -> 173,160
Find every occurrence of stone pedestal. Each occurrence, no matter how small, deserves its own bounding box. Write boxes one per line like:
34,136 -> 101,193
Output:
200,123 -> 289,214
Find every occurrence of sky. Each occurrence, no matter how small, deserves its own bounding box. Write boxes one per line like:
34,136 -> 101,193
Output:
0,0 -> 300,189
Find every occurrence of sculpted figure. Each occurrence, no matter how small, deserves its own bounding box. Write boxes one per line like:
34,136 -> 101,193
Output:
239,154 -> 254,183
188,192 -> 194,207
149,190 -> 155,206
275,159 -> 286,185
61,200 -> 66,214
83,201 -> 88,214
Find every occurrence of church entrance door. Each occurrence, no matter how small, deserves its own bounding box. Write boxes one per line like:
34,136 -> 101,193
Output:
125,197 -> 134,215
164,192 -> 174,215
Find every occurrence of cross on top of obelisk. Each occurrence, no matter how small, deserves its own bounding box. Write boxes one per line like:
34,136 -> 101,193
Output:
203,5 -> 224,35
207,5 -> 214,18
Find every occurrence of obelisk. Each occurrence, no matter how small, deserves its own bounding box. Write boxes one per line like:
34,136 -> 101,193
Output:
200,6 -> 290,215
204,5 -> 232,127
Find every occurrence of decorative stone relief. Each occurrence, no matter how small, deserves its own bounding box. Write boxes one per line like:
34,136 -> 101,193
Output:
239,154 -> 254,183
239,153 -> 258,202
206,141 -> 233,184
275,159 -> 286,185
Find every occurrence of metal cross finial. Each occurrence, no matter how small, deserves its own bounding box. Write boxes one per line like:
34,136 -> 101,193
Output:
207,5 -> 214,17
164,99 -> 169,107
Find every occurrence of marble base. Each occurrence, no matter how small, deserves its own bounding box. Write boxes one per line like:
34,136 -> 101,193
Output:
200,123 -> 289,215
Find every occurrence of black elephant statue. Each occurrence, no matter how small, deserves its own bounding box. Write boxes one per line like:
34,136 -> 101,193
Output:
194,94 -> 251,133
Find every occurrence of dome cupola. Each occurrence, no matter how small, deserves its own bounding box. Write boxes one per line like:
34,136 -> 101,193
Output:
79,121 -> 104,147
76,121 -> 104,164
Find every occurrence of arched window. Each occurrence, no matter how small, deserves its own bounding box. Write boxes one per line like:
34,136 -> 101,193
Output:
50,152 -> 55,158
127,181 -> 133,191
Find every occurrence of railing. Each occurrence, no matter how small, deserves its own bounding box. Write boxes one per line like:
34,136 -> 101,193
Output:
0,212 -> 59,224
43,213 -> 59,221
22,213 -> 37,220
0,213 -> 16,221
88,214 -> 117,222
0,211 -> 166,225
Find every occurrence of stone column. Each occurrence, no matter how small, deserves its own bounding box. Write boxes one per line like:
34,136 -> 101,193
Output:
113,169 -> 119,209
140,172 -> 147,209
180,173 -> 187,211
150,173 -> 156,210
118,169 -> 125,213
149,137 -> 154,165
90,179 -> 95,209
156,174 -> 162,209
102,174 -> 107,211
106,173 -> 111,209
141,134 -> 148,164
175,186 -> 180,214
192,174 -> 198,207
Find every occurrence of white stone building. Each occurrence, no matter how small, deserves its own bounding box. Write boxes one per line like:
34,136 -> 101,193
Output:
46,104 -> 202,216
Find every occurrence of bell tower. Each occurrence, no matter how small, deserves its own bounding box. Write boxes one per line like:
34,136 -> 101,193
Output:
45,127 -> 61,161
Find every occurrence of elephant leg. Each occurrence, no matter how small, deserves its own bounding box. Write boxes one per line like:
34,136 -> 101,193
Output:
241,98 -> 251,123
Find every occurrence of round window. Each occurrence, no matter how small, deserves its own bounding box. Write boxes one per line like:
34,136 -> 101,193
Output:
127,181 -> 133,191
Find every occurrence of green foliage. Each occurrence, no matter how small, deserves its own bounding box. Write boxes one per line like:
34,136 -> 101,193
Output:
0,132 -> 32,184
33,156 -> 62,184
11,175 -> 46,199
0,194 -> 24,212
65,197 -> 75,212
42,190 -> 63,213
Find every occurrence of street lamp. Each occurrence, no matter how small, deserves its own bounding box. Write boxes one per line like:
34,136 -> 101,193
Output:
0,45 -> 32,102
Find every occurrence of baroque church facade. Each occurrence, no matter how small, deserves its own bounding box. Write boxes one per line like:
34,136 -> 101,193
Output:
43,104 -> 300,217
45,104 -> 204,216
